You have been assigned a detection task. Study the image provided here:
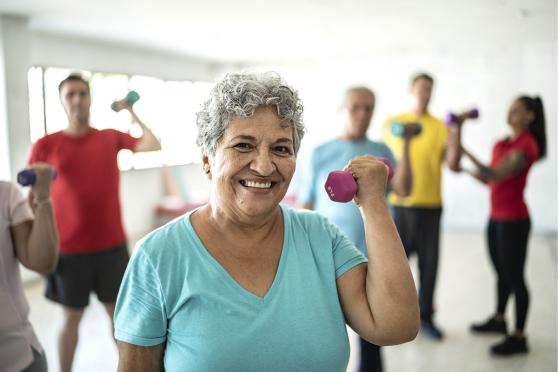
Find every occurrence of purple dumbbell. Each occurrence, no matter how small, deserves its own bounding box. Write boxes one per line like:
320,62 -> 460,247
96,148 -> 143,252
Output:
445,108 -> 479,126
324,157 -> 394,203
17,169 -> 57,186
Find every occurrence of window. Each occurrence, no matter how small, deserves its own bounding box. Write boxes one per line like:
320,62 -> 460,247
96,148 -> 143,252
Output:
28,66 -> 213,169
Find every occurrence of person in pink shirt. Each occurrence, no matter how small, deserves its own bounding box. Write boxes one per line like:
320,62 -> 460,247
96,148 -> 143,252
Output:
0,163 -> 58,372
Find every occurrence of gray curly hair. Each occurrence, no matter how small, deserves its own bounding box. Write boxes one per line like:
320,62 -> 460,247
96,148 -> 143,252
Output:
196,72 -> 305,157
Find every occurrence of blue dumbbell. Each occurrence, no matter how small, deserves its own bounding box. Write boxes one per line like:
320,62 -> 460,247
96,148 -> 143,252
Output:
17,169 -> 57,186
391,122 -> 422,137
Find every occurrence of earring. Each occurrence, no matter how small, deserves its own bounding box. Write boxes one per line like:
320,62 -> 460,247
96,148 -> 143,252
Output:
203,164 -> 210,174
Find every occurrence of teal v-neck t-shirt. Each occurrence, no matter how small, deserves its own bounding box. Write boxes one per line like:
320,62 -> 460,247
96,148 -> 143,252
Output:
114,205 -> 367,372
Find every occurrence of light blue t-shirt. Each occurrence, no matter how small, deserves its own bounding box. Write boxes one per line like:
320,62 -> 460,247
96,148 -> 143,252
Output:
298,139 -> 396,256
114,205 -> 367,372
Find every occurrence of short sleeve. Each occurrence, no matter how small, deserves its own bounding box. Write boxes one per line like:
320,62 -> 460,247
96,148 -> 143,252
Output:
382,118 -> 392,140
297,150 -> 317,205
9,185 -> 33,226
438,122 -> 449,153
380,144 -> 397,169
382,118 -> 400,157
28,138 -> 46,165
114,246 -> 167,346
326,218 -> 367,278
6,183 -> 33,226
114,130 -> 140,152
522,136 -> 539,164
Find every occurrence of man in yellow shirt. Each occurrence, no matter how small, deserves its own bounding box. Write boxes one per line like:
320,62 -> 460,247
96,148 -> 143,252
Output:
383,73 -> 461,340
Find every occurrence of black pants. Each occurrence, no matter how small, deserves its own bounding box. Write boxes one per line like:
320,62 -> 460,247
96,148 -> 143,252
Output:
487,218 -> 531,331
392,206 -> 442,320
359,337 -> 382,372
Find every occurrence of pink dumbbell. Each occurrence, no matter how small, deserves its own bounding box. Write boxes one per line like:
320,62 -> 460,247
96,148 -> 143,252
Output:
445,108 -> 479,126
324,157 -> 394,203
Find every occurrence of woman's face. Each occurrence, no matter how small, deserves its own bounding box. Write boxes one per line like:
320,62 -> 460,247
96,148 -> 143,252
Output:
507,99 -> 534,130
205,106 -> 296,220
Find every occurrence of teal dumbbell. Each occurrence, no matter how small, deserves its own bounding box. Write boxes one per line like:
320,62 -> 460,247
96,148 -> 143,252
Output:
391,122 -> 422,137
111,91 -> 140,112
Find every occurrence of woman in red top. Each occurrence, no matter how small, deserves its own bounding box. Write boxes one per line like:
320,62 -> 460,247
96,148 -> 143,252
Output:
461,96 -> 546,356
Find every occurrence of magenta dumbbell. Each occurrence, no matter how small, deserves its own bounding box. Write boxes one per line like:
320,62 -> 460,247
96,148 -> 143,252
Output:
324,157 -> 394,203
445,108 -> 479,126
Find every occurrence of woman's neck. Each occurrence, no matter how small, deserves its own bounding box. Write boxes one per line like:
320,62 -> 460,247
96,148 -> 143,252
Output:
207,202 -> 281,242
510,126 -> 528,140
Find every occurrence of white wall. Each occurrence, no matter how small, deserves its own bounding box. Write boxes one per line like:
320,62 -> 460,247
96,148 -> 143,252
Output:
0,17 -> 10,180
29,33 -> 217,82
247,42 -> 557,233
0,15 -> 32,181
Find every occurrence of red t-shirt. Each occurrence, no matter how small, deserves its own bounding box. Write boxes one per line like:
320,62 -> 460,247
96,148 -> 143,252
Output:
28,128 -> 139,254
489,131 -> 539,221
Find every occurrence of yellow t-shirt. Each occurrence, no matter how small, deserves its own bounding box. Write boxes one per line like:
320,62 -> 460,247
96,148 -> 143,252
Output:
383,112 -> 448,207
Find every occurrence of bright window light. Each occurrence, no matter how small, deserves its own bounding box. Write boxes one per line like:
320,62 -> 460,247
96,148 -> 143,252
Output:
27,66 -> 212,169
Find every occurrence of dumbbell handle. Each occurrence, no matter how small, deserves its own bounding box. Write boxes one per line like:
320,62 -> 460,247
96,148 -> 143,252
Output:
17,169 -> 57,186
111,91 -> 140,112
324,157 -> 394,203
445,108 -> 479,125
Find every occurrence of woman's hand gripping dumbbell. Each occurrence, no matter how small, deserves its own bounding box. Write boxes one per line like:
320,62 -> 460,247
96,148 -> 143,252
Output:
18,163 -> 56,207
445,108 -> 479,126
324,156 -> 394,204
17,165 -> 56,187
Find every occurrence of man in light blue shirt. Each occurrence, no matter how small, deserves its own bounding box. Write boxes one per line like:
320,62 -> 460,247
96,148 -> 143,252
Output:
299,86 -> 413,372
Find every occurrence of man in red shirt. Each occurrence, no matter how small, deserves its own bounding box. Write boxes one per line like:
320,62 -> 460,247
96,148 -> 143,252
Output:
28,74 -> 161,372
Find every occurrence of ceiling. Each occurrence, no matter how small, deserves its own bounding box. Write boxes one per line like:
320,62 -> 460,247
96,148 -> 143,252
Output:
0,0 -> 555,63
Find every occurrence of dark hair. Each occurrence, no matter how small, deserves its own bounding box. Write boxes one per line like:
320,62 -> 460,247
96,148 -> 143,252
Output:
411,72 -> 434,86
58,74 -> 90,95
518,95 -> 546,161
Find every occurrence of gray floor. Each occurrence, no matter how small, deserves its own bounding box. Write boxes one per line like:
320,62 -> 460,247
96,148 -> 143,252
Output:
25,231 -> 557,372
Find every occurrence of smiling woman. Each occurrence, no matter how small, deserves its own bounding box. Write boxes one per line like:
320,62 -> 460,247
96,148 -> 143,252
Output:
113,72 -> 420,372
205,106 -> 297,223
